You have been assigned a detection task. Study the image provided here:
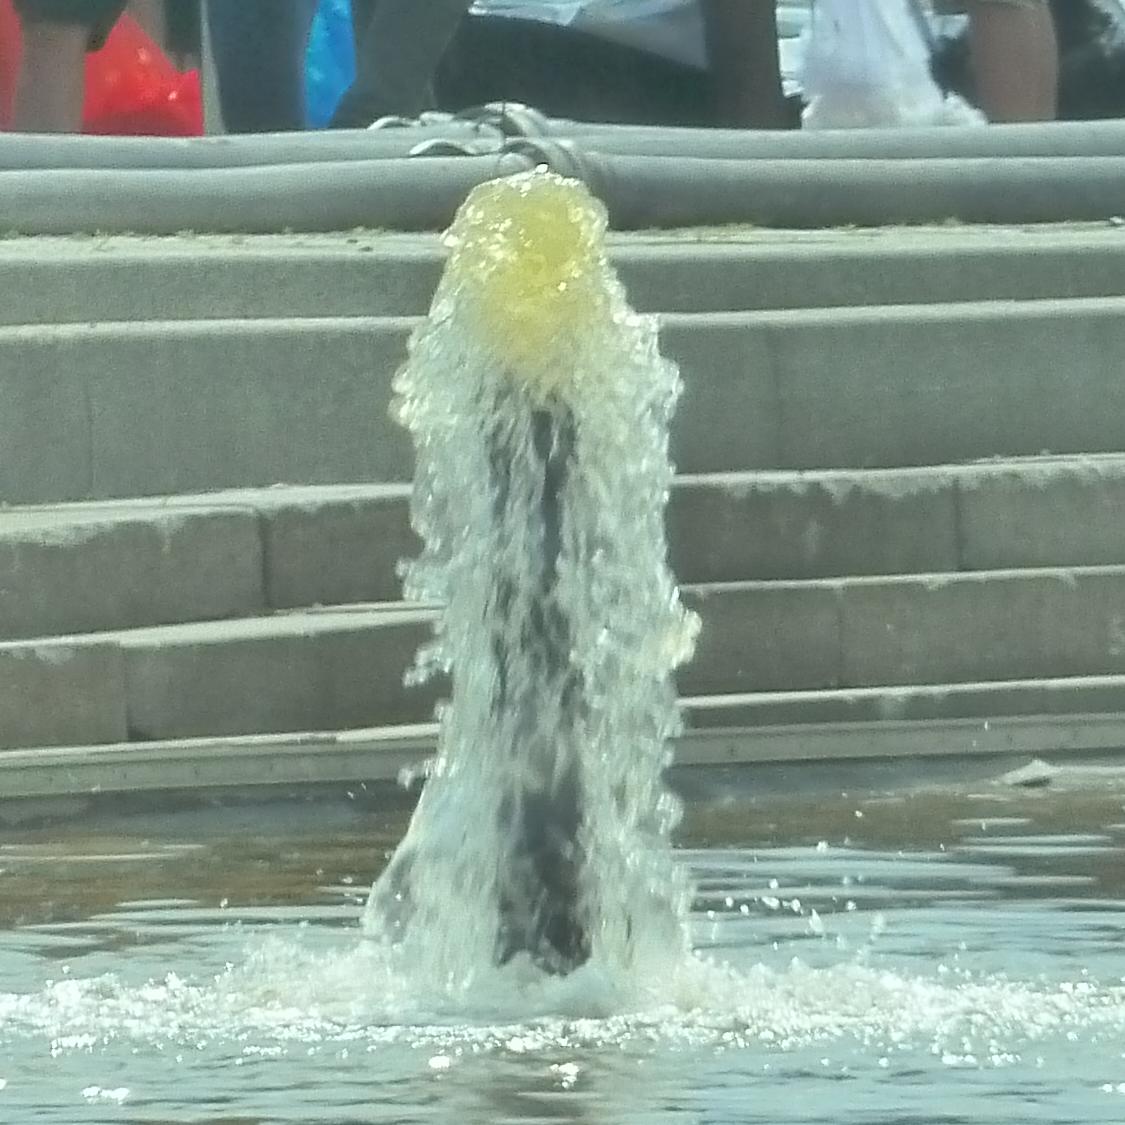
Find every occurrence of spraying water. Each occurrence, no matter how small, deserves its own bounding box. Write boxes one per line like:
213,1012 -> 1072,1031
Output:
361,169 -> 700,992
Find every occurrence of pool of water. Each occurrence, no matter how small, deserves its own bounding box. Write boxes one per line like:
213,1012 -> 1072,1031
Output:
4,780 -> 1125,1124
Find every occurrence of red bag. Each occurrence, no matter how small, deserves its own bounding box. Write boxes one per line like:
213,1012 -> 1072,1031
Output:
83,15 -> 202,135
0,2 -> 202,135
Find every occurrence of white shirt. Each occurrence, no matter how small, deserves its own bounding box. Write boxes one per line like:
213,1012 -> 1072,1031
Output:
470,0 -> 813,75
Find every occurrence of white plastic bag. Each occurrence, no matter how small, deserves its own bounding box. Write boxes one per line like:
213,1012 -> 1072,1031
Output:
801,0 -> 984,129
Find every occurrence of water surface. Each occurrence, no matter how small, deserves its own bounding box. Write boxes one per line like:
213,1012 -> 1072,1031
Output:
3,782 -> 1125,1124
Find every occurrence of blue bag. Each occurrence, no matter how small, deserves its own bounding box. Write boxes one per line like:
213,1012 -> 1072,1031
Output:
307,0 -> 356,127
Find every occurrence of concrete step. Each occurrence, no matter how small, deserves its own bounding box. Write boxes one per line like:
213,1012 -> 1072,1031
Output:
0,642 -> 127,751
6,299 -> 1125,502
0,606 -> 436,749
4,227 -> 1125,323
4,456 -> 1124,640
5,565 -> 1125,749
672,455 -> 1125,581
685,675 -> 1125,729
7,701 -> 1125,811
0,502 -> 267,641
0,486 -> 415,641
688,566 -> 1125,697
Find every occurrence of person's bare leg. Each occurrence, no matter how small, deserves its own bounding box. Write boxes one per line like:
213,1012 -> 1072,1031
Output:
13,21 -> 86,132
702,0 -> 786,128
968,1 -> 1058,122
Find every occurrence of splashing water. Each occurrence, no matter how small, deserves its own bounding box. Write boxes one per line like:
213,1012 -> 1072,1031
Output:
360,170 -> 700,996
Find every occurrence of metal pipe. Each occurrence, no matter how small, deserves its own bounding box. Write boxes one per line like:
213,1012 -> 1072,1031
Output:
0,154 -> 533,235
12,115 -> 1125,172
574,151 -> 1125,229
4,141 -> 1125,234
558,119 -> 1125,160
0,126 -> 504,171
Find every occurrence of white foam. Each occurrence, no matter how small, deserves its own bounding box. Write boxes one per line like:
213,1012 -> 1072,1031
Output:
3,934 -> 1124,1064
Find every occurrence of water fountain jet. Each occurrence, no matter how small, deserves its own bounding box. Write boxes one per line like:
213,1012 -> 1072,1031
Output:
363,169 -> 699,991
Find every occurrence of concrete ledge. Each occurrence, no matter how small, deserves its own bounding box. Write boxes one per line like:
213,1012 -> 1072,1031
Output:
0,642 -> 126,748
11,119 -> 1125,171
7,300 -> 1125,501
0,462 -> 978,640
958,456 -> 1125,569
684,582 -> 842,694
837,566 -> 1125,687
670,469 -> 959,582
0,506 -> 264,639
115,608 -> 439,741
0,246 -> 443,325
261,487 -> 418,609
686,675 -> 1125,727
729,298 -> 1125,472
6,230 -> 1125,324
0,724 -> 436,800
4,565 -> 1125,747
3,457 -> 1113,631
619,237 -> 1125,314
591,154 -> 1125,230
1,484 -> 419,633
4,711 -> 1125,803
0,318 -> 415,502
686,565 -> 1125,694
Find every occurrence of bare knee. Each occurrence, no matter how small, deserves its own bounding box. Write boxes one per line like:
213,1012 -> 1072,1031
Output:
13,20 -> 88,132
966,0 -> 1059,122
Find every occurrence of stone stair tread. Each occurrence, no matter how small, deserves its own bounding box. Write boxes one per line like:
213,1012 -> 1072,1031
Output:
0,602 -> 433,650
2,561 -> 1123,650
683,566 -> 1125,695
6,452 -> 1122,519
686,562 -> 1125,593
678,451 -> 1125,488
0,503 -> 267,644
1,452 -> 1123,647
4,671 -> 1124,752
8,296 -> 1125,503
3,224 -> 1120,261
0,314 -> 415,341
2,481 -> 411,520
5,225 -> 1125,324
4,292 -> 1125,339
687,675 -> 1125,727
0,563 -> 1123,748
692,672 -> 1125,706
9,702 -> 1125,808
8,451 -> 1124,520
6,453 -> 1123,642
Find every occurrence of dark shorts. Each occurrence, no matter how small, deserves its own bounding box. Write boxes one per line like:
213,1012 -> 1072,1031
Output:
12,0 -> 127,50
